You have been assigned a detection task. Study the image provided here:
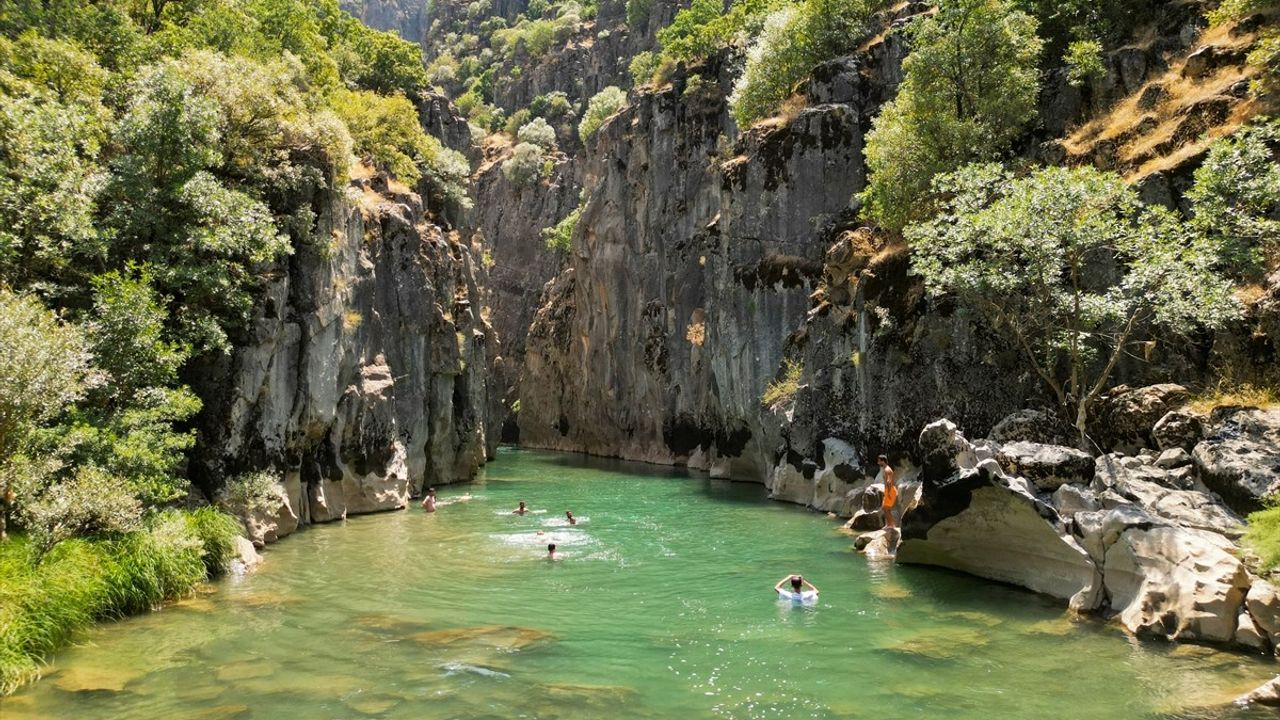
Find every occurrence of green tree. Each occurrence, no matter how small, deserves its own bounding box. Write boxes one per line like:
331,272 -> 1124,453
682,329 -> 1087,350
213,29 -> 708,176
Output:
1186,118 -> 1280,277
860,0 -> 1042,232
578,85 -> 626,144
907,164 -> 1239,448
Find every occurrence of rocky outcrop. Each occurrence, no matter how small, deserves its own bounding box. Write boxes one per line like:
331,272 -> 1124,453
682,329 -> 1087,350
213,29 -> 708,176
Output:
893,417 -> 1275,654
193,173 -> 493,539
1193,407 -> 1280,514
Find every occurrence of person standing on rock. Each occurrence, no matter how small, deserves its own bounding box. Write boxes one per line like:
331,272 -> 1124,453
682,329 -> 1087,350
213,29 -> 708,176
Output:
421,487 -> 437,512
878,455 -> 897,530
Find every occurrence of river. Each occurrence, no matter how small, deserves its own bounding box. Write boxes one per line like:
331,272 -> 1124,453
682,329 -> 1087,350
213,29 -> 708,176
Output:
3,448 -> 1275,719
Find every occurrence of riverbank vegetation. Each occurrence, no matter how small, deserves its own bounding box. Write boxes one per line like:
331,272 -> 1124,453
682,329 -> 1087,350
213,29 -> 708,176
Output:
0,0 -> 465,695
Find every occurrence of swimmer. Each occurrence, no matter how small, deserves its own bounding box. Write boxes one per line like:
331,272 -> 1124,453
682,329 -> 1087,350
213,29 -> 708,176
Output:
421,487 -> 437,512
513,501 -> 528,515
774,574 -> 818,596
546,543 -> 559,561
565,510 -> 577,526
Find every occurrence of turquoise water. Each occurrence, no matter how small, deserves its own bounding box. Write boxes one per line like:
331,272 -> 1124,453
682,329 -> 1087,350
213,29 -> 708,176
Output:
4,448 -> 1276,719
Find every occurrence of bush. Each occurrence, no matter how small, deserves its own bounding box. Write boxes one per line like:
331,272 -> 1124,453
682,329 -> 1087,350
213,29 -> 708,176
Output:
502,142 -> 548,187
542,202 -> 582,251
517,116 -> 557,148
1186,118 -> 1280,277
221,470 -> 282,514
629,50 -> 661,88
1064,39 -> 1105,87
762,359 -> 803,407
578,86 -> 626,144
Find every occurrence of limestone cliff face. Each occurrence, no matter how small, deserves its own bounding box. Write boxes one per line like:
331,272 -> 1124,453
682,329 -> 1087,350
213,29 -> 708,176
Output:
517,59 -> 867,481
192,173 -> 493,531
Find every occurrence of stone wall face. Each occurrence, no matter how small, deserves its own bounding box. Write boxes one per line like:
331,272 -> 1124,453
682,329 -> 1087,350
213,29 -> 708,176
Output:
193,176 -> 493,533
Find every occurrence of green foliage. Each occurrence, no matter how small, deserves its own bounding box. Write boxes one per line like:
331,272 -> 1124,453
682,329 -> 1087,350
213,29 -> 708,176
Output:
1247,496 -> 1280,571
657,0 -> 782,65
99,511 -> 206,615
1064,39 -> 1105,87
578,85 -> 626,144
1011,0 -> 1159,64
517,116 -> 557,148
762,359 -> 803,407
183,506 -> 244,576
860,0 -> 1042,232
220,470 -> 282,513
728,0 -> 884,126
907,163 -> 1240,446
14,465 -> 142,561
542,203 -> 582,251
0,290 -> 94,458
88,270 -> 190,405
628,50 -> 661,88
1186,118 -> 1280,276
626,0 -> 654,27
502,141 -> 548,187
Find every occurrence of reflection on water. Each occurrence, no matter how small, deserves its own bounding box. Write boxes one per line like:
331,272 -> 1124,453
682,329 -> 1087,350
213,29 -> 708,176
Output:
3,448 -> 1276,720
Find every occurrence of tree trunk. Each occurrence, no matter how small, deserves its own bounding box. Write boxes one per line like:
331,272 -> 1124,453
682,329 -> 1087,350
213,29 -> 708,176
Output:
1075,398 -> 1090,452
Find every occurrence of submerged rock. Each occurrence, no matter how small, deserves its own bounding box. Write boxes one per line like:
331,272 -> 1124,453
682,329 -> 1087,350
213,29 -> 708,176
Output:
1236,676 -> 1280,707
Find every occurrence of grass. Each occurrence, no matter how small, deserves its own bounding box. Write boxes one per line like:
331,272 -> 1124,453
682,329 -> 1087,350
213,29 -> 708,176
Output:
0,508 -> 244,695
761,359 -> 803,408
1246,500 -> 1280,572
1188,382 -> 1280,414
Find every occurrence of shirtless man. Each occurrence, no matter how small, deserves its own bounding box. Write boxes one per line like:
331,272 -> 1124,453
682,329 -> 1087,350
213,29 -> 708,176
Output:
546,543 -> 559,561
514,501 -> 529,515
565,510 -> 577,526
878,455 -> 897,530
421,487 -> 437,512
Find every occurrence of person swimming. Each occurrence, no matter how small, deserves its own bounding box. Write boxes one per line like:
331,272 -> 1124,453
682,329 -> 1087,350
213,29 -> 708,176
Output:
546,543 -> 559,560
774,574 -> 818,597
565,510 -> 577,526
514,501 -> 528,515
421,487 -> 437,512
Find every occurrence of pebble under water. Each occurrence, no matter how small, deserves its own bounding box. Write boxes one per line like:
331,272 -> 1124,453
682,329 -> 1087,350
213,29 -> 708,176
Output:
4,448 -> 1277,720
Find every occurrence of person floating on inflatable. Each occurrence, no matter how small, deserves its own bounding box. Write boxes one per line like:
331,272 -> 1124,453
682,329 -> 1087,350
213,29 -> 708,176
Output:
514,501 -> 528,515
565,510 -> 577,525
774,574 -> 818,602
878,454 -> 897,530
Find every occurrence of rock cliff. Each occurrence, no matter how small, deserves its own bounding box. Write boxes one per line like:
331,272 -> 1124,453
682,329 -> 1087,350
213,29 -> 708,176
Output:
192,171 -> 494,542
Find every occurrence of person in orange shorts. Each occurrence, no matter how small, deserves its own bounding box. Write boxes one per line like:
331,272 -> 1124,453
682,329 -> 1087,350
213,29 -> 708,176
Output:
878,454 -> 897,529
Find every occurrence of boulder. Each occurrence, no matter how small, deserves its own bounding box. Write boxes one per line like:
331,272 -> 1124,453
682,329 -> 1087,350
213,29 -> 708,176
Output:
996,442 -> 1095,490
1235,676 -> 1280,707
1246,579 -> 1280,648
1153,410 -> 1204,451
1053,483 -> 1100,516
1098,383 -> 1189,451
1094,454 -> 1244,536
230,536 -> 262,575
1154,447 -> 1192,469
918,419 -> 977,483
988,409 -> 1069,445
1235,610 -> 1271,651
1102,525 -> 1250,643
897,464 -> 1102,609
1193,408 -> 1280,513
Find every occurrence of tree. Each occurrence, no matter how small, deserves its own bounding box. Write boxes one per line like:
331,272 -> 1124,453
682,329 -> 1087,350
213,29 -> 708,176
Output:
0,290 -> 95,540
860,0 -> 1042,232
517,116 -> 557,148
1186,118 -> 1280,277
578,86 -> 626,144
502,141 -> 547,187
907,164 -> 1239,448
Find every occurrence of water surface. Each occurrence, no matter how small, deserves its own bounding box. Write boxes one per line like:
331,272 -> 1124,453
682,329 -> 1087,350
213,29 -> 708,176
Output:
4,448 -> 1275,719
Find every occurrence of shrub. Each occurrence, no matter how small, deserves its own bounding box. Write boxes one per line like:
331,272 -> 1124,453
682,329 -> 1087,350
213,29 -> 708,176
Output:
629,50 -> 661,88
762,359 -> 803,407
502,142 -> 548,187
578,86 -> 626,144
542,202 -> 583,251
517,116 -> 557,148
15,464 -> 142,562
1186,118 -> 1280,278
1064,39 -> 1105,87
626,0 -> 654,27
220,470 -> 282,514
1246,497 -> 1280,571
